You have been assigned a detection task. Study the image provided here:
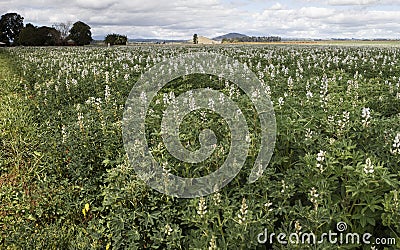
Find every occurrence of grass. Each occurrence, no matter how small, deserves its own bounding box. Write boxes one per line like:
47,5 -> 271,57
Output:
0,49 -> 45,246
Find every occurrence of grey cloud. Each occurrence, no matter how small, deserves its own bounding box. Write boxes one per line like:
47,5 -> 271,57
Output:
1,0 -> 400,39
74,0 -> 118,10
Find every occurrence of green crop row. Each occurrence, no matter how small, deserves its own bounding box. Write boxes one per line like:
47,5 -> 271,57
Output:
1,45 -> 399,249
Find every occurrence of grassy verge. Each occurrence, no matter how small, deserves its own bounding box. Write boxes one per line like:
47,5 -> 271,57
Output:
0,49 -> 104,249
0,49 -> 45,247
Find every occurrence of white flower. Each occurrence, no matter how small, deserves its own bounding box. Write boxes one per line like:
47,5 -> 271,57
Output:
163,93 -> 169,104
337,111 -> 350,134
316,150 -> 326,162
319,77 -> 329,108
71,78 -> 78,86
164,224 -> 173,236
237,198 -> 248,225
169,91 -> 176,104
219,93 -> 225,104
77,113 -> 84,130
278,97 -> 284,107
305,128 -> 313,140
197,197 -> 207,218
316,150 -> 326,172
105,71 -> 109,84
208,98 -> 215,111
281,180 -> 288,193
251,89 -> 260,99
310,187 -> 320,210
287,77 -> 293,93
209,235 -> 217,250
85,97 -> 95,105
61,125 -> 67,143
105,85 -> 110,102
363,158 -> 374,174
77,113 -> 84,121
264,201 -> 273,212
245,134 -> 251,143
391,133 -> 400,155
361,107 -> 371,127
306,91 -> 313,99
213,192 -> 221,205
327,115 -> 335,124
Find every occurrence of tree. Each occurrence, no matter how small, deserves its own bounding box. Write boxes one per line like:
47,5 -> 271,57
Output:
0,13 -> 24,46
18,23 -> 37,46
37,26 -> 61,45
19,24 -> 61,46
105,33 -> 127,46
68,21 -> 92,46
52,21 -> 72,41
193,34 -> 198,44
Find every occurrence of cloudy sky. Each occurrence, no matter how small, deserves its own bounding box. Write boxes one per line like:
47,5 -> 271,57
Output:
1,0 -> 400,39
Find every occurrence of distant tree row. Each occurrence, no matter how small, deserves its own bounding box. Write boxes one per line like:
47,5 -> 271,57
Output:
19,24 -> 61,46
0,13 -> 93,46
222,36 -> 281,43
105,33 -> 127,46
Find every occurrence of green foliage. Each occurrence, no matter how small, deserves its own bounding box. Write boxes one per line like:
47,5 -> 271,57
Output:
105,34 -> 128,46
1,45 -> 400,249
68,21 -> 92,46
18,23 -> 62,46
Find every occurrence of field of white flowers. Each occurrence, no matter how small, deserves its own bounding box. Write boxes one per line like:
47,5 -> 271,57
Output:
1,45 -> 400,249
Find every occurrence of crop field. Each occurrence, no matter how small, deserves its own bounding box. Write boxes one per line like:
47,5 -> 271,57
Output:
1,45 -> 400,249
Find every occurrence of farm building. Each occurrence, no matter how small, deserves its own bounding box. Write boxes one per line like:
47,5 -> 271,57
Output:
67,39 -> 76,46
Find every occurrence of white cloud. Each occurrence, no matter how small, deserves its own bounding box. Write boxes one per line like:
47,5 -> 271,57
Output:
270,3 -> 284,10
1,0 -> 399,39
299,7 -> 336,19
327,0 -> 380,5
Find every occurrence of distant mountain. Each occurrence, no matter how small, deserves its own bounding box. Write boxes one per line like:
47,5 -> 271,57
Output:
187,36 -> 221,44
212,33 -> 248,41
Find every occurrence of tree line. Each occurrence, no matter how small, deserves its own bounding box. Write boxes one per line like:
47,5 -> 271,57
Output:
0,13 -> 128,46
222,36 -> 282,43
0,13 -> 93,46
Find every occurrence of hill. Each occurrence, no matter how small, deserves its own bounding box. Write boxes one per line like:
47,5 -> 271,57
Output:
213,33 -> 248,41
188,36 -> 221,44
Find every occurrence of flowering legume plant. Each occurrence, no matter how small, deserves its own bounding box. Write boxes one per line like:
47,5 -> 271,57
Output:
1,45 -> 400,249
